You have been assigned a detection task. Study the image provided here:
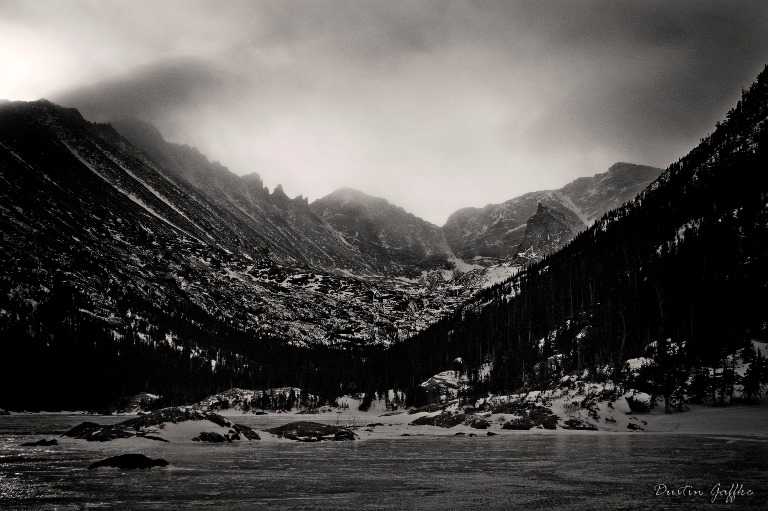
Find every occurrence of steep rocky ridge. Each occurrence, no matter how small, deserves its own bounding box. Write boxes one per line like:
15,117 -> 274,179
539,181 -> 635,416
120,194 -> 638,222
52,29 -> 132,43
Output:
515,203 -> 581,260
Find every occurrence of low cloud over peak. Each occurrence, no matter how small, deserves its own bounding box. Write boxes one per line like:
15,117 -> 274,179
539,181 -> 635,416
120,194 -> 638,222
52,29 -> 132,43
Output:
5,0 -> 767,224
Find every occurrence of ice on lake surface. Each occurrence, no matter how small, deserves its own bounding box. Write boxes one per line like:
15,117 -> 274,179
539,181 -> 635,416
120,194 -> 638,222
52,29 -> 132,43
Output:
1,415 -> 767,510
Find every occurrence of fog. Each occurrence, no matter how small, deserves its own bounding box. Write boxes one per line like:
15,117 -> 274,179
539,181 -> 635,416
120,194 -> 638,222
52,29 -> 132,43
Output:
2,0 -> 767,224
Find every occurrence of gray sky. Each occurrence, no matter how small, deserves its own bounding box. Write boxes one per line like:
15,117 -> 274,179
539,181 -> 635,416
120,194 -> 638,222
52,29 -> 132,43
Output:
2,0 -> 767,225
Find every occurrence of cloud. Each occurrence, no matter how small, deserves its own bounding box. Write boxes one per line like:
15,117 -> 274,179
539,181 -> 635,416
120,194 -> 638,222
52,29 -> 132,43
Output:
4,0 -> 768,224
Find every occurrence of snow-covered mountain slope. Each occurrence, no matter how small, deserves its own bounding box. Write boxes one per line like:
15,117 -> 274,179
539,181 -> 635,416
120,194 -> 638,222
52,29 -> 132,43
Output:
442,162 -> 662,260
112,119 -> 438,277
0,100 -> 472,350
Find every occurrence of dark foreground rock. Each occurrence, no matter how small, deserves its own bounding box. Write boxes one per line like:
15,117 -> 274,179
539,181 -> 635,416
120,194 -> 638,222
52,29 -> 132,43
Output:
193,432 -> 227,442
88,454 -> 168,470
334,430 -> 356,441
562,418 -> 598,431
21,439 -> 58,446
233,424 -> 261,440
502,418 -> 534,430
469,419 -> 491,429
265,421 -> 356,441
493,401 -> 559,430
410,413 -> 466,428
64,421 -> 134,442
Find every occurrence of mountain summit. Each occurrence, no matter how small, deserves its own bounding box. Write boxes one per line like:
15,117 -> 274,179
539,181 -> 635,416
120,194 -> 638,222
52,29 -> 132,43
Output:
311,188 -> 452,267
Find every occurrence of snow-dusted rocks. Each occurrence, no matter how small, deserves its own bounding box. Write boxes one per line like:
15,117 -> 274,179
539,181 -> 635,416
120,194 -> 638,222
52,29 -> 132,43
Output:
64,407 -> 260,443
265,421 -> 357,442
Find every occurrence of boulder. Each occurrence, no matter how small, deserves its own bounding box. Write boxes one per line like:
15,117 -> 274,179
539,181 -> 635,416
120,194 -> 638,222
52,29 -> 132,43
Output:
233,423 -> 261,440
64,422 -> 134,442
541,416 -> 558,430
410,413 -> 465,428
193,432 -> 227,443
265,421 -> 349,441
333,430 -> 356,441
502,419 -> 534,430
21,439 -> 58,446
562,418 -> 598,431
88,454 -> 168,470
470,419 -> 491,429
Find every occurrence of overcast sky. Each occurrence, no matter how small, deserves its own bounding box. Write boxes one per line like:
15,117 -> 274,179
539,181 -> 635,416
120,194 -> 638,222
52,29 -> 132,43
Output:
2,1 -> 768,224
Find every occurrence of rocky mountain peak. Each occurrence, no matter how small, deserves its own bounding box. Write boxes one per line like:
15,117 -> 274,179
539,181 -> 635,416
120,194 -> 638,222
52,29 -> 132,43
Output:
515,202 -> 579,260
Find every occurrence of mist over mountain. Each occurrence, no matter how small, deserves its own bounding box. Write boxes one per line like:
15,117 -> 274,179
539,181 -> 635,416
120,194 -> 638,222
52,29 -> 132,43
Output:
112,118 -> 449,276
311,187 -> 452,267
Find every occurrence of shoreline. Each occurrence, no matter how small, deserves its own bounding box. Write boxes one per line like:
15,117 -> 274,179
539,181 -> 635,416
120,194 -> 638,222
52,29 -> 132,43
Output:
5,400 -> 768,444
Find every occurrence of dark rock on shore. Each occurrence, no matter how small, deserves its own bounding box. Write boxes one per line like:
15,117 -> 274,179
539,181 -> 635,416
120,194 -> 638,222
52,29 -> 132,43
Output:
470,419 -> 491,429
502,419 -> 534,430
334,430 -> 356,441
21,439 -> 58,446
233,424 -> 261,440
266,421 -> 355,441
88,453 -> 168,470
63,407 -> 259,442
562,418 -> 598,431
64,421 -> 134,442
193,432 -> 227,442
541,416 -> 558,430
410,413 -> 465,428
493,402 -> 559,430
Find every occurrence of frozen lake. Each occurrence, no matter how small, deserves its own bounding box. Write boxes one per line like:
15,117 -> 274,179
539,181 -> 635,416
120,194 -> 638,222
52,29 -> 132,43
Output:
1,415 -> 766,509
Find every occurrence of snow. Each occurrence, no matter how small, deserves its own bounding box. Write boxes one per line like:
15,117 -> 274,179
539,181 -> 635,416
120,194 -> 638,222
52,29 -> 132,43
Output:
626,357 -> 651,371
447,256 -> 482,273
480,264 -> 519,288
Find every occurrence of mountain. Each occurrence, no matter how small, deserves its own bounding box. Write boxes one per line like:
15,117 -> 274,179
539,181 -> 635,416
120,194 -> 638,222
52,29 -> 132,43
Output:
0,99 -> 476,409
442,162 -> 662,260
379,65 -> 768,403
112,119 -> 451,277
110,120 -> 380,275
515,203 -> 580,260
311,187 -> 452,268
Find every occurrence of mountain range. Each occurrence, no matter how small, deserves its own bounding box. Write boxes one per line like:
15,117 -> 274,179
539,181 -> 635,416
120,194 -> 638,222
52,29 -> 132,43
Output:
8,67 -> 764,411
442,162 -> 661,260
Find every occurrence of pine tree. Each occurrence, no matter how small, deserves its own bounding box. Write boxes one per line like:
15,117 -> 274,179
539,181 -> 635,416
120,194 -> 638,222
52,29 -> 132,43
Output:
742,347 -> 764,403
